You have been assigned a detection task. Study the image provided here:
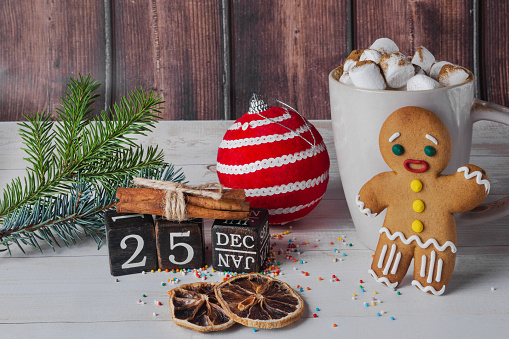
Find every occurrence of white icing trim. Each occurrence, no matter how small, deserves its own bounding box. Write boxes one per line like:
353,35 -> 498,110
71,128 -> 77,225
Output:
379,227 -> 457,253
355,195 -> 377,217
457,166 -> 490,193
420,255 -> 427,277
228,112 -> 292,131
389,132 -> 400,142
378,245 -> 388,269
267,195 -> 323,216
368,269 -> 398,289
220,124 -> 310,149
427,250 -> 436,284
240,170 -> 328,197
436,259 -> 443,282
425,134 -> 438,145
390,252 -> 401,275
216,142 -> 326,175
383,244 -> 397,275
412,280 -> 446,296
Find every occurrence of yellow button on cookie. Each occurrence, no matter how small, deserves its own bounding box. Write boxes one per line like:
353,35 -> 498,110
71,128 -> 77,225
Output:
410,179 -> 423,192
413,199 -> 425,213
412,220 -> 424,233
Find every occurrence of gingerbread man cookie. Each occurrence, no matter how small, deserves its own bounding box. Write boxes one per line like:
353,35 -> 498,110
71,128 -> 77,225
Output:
357,106 -> 489,295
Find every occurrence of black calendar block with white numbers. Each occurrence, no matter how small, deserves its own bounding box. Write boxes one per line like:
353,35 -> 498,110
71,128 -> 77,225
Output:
155,218 -> 204,270
104,211 -> 158,276
211,208 -> 270,273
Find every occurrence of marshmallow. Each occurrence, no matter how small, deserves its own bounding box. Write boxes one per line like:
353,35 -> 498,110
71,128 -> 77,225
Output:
379,52 -> 415,88
369,38 -> 399,55
414,64 -> 426,75
349,61 -> 386,90
438,64 -> 471,87
360,49 -> 382,64
344,49 -> 364,72
407,74 -> 443,91
333,65 -> 344,80
339,71 -> 353,85
411,46 -> 435,74
429,61 -> 453,80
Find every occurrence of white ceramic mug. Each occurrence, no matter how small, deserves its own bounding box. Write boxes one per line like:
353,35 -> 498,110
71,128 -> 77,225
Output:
329,71 -> 509,250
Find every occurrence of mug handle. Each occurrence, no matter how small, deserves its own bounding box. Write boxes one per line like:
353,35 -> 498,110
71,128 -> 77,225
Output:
456,98 -> 509,225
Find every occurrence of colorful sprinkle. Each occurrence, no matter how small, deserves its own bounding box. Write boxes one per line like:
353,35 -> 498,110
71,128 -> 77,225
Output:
397,291 -> 401,295
313,314 -> 318,318
316,308 -> 320,311
390,317 -> 395,321
377,313 -> 381,317
333,324 -> 338,327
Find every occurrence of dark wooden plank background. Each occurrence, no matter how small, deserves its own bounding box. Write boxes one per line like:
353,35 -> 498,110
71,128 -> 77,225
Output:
0,0 -> 508,121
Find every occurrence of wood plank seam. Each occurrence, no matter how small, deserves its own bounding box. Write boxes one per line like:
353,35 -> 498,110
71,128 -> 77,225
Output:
473,0 -> 482,99
346,0 -> 354,54
103,0 -> 113,117
220,0 -> 233,120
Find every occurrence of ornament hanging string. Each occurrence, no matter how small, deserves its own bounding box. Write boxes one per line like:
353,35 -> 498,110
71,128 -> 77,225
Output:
132,178 -> 224,222
249,93 -> 317,155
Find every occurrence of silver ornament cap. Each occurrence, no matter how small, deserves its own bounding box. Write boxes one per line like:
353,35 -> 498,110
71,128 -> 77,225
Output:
248,93 -> 269,114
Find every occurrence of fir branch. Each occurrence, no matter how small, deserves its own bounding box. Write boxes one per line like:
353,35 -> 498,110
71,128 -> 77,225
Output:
0,164 -> 184,254
0,74 -> 185,254
0,75 -> 165,220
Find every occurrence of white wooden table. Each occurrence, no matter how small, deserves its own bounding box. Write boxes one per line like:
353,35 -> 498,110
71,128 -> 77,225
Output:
1,120 -> 508,338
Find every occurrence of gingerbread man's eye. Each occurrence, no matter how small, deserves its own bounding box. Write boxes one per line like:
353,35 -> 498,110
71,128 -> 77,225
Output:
392,144 -> 404,156
424,145 -> 436,157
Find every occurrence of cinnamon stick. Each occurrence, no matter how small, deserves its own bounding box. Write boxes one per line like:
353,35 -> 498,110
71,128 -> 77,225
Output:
186,196 -> 250,212
116,201 -> 249,220
116,187 -> 246,204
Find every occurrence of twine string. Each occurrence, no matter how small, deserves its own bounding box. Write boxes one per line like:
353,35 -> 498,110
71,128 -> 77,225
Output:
250,93 -> 317,154
132,178 -> 223,221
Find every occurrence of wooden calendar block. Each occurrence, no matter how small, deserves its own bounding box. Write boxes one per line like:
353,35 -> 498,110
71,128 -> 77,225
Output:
211,208 -> 270,273
155,218 -> 204,270
104,211 -> 158,276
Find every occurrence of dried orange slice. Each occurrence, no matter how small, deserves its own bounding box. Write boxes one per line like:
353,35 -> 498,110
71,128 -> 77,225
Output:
169,282 -> 235,333
215,273 -> 304,329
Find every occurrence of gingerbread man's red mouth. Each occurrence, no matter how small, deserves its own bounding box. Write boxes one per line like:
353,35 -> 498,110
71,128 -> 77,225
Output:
404,159 -> 429,173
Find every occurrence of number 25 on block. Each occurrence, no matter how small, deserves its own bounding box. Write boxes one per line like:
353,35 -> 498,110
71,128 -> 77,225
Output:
105,211 -> 204,276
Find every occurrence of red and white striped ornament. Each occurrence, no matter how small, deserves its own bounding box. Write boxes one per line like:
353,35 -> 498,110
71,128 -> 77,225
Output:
216,95 -> 330,224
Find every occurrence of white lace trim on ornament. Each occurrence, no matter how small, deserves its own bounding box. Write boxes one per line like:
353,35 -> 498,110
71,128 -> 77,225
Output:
232,171 -> 329,197
268,194 -> 324,215
220,124 -> 311,149
228,112 -> 292,131
216,142 -> 326,175
379,227 -> 457,253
